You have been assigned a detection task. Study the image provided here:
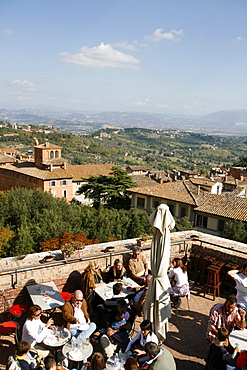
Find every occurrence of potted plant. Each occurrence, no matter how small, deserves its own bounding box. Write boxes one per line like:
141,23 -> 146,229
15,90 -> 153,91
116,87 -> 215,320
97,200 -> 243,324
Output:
137,233 -> 152,247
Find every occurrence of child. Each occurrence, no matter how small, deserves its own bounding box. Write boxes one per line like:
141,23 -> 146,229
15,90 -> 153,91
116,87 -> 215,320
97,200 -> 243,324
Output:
111,311 -> 130,330
8,340 -> 44,370
205,327 -> 238,370
124,358 -> 139,370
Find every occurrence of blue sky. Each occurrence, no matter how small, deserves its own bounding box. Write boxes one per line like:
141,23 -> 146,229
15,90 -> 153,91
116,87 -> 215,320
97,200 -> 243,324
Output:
1,0 -> 247,115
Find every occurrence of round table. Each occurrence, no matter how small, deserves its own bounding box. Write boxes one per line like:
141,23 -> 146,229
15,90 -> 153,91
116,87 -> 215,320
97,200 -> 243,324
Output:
62,340 -> 93,369
229,328 -> 247,351
43,327 -> 71,348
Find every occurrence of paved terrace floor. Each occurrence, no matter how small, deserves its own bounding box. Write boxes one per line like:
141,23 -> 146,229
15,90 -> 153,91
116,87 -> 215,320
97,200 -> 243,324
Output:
0,284 -> 226,370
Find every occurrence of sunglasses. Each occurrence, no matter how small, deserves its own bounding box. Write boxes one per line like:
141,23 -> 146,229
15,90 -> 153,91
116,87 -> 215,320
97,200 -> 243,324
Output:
75,299 -> 83,302
34,312 -> 41,317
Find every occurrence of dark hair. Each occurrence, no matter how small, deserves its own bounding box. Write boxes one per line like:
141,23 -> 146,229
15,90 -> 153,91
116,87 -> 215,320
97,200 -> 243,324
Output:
242,264 -> 247,271
91,352 -> 105,370
124,358 -> 139,370
16,340 -> 31,356
217,327 -> 229,342
226,295 -> 237,304
173,258 -> 186,273
114,259 -> 122,265
113,282 -> 123,295
140,319 -> 152,332
117,299 -> 128,309
44,356 -> 56,370
27,304 -> 42,320
145,342 -> 160,357
132,246 -> 141,253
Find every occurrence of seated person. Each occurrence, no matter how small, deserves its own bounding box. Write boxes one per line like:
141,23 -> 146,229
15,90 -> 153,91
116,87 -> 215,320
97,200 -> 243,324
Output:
111,310 -> 130,330
7,340 -> 44,370
44,356 -> 56,370
108,259 -> 126,282
125,320 -> 158,364
88,352 -> 106,370
132,275 -> 152,317
143,342 -> 176,370
22,305 -> 55,349
105,283 -> 127,308
168,258 -> 189,309
62,289 -> 96,340
81,261 -> 104,301
100,299 -> 135,356
206,295 -> 246,343
205,327 -> 238,370
128,246 -> 149,285
124,358 -> 139,370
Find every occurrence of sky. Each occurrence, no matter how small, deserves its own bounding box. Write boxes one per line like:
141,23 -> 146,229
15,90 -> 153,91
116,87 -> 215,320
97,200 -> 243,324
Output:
1,0 -> 247,116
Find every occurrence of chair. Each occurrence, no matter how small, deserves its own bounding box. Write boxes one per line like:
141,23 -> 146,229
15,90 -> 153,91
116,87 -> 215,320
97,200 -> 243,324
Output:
9,304 -> 28,320
204,264 -> 222,300
0,321 -> 20,344
60,292 -> 73,301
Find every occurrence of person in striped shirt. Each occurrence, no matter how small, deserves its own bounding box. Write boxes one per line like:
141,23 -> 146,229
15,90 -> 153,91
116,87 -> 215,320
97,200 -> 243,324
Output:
206,295 -> 246,343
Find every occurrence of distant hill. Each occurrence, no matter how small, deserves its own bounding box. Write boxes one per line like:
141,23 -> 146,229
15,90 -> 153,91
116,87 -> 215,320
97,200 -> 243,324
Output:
1,108 -> 247,135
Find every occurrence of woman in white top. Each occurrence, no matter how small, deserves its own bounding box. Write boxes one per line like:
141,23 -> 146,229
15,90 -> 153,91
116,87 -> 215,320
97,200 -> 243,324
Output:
125,320 -> 158,363
228,264 -> 247,318
22,305 -> 55,348
168,258 -> 189,308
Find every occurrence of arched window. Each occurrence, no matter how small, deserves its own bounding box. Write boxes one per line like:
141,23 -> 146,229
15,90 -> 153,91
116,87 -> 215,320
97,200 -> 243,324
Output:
55,150 -> 59,158
50,151 -> 54,158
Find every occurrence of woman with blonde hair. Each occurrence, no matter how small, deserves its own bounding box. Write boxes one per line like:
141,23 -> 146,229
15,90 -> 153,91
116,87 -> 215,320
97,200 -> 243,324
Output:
81,261 -> 104,300
168,257 -> 189,309
108,259 -> 126,282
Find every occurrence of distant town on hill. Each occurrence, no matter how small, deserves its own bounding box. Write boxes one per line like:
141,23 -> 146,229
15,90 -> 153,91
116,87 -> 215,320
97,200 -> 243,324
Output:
1,108 -> 247,136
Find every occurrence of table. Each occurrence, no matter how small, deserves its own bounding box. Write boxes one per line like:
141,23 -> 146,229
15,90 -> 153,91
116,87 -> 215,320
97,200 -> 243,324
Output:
95,278 -> 140,302
62,340 -> 93,369
26,281 -> 65,311
42,327 -> 71,348
106,353 -> 131,370
229,328 -> 247,351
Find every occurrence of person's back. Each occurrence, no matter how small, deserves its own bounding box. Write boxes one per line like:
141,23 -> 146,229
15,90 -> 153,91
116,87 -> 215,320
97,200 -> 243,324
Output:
144,342 -> 176,370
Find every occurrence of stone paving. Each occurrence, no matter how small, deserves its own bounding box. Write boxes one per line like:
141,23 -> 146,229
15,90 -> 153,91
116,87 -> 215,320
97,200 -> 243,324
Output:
0,285 -> 226,370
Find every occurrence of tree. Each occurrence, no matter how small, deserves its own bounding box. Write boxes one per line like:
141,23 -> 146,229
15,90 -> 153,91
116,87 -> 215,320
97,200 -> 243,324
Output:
173,216 -> 194,232
233,156 -> 247,167
77,166 -> 137,209
221,220 -> 247,243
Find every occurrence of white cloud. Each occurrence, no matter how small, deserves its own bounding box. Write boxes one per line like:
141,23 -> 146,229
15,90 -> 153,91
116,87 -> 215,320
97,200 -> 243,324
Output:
17,96 -> 33,101
13,79 -> 34,87
236,36 -> 245,41
2,29 -> 15,35
155,104 -> 169,108
59,43 -> 141,70
145,28 -> 184,42
133,101 -> 147,106
111,42 -> 138,51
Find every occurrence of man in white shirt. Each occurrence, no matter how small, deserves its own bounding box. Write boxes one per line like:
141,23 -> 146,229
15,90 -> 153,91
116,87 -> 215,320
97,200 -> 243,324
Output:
62,290 -> 96,339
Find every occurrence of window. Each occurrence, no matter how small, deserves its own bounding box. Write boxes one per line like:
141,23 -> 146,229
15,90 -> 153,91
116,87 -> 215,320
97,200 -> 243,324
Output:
218,219 -> 225,232
55,150 -> 59,158
137,197 -> 145,208
28,177 -> 32,182
196,215 -> 208,228
180,206 -> 188,218
15,173 -> 19,179
2,179 -> 5,186
168,203 -> 175,215
50,181 -> 56,187
50,151 -> 54,158
63,190 -> 67,198
153,199 -> 160,209
76,182 -> 81,186
22,175 -> 25,181
1,170 -> 5,175
33,179 -> 36,184
9,180 -> 13,187
61,180 -> 68,186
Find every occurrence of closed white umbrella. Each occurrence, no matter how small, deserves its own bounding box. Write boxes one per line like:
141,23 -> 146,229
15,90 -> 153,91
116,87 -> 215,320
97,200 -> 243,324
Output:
144,204 -> 175,341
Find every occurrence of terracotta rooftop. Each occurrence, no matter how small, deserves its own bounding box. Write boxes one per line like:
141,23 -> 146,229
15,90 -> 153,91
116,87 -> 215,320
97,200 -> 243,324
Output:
0,154 -> 15,164
34,142 -> 61,149
129,179 -> 205,206
67,163 -> 114,182
190,178 -> 219,187
131,174 -> 158,187
1,162 -> 73,180
195,193 -> 247,221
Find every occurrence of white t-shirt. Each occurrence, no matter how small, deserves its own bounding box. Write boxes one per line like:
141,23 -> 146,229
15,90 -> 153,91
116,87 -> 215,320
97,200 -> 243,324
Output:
22,318 -> 49,347
234,272 -> 247,304
70,303 -> 88,330
125,330 -> 158,353
168,267 -> 188,287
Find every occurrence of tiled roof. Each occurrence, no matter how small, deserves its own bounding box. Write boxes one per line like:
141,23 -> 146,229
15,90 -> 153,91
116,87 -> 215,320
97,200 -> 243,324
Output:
131,175 -> 158,188
126,166 -> 150,171
129,179 -> 205,206
194,193 -> 247,221
67,163 -> 114,182
190,178 -> 218,187
0,154 -> 15,164
2,163 -> 73,180
34,142 -> 61,149
42,158 -> 67,166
